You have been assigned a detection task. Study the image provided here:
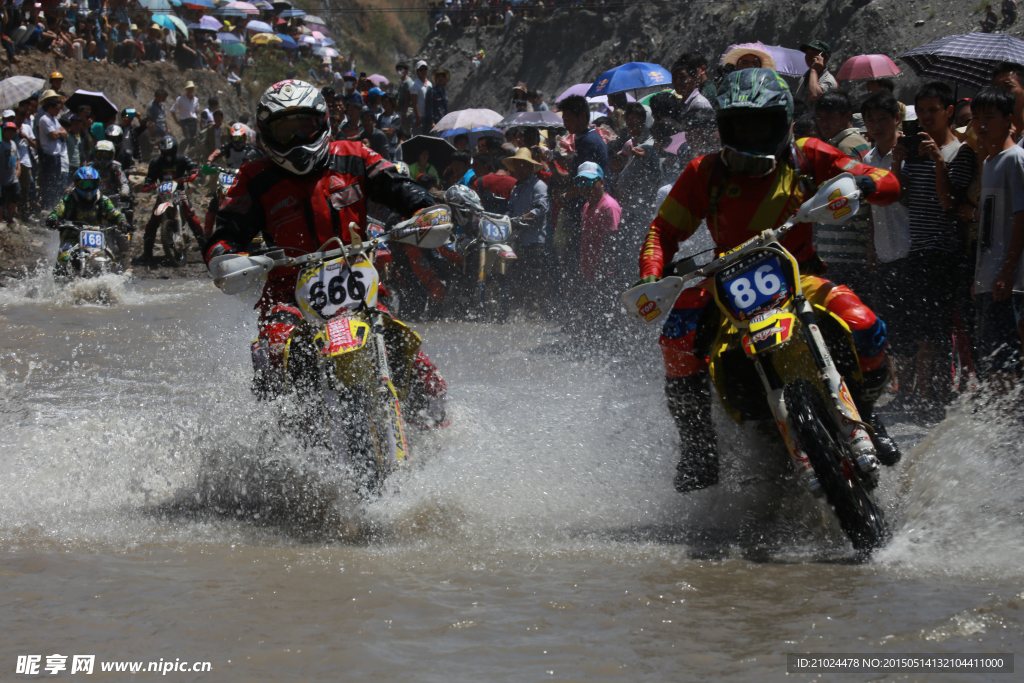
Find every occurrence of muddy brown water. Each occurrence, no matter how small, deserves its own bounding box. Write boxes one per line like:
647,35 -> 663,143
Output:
0,244 -> 1022,681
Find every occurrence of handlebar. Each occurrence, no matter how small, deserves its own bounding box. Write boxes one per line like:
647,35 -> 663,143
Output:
669,218 -> 798,284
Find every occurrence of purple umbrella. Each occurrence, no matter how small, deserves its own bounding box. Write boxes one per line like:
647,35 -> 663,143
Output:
199,15 -> 223,31
555,83 -> 593,102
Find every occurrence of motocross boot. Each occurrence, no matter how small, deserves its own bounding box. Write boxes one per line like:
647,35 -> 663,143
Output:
853,366 -> 901,466
136,229 -> 157,265
666,371 -> 720,493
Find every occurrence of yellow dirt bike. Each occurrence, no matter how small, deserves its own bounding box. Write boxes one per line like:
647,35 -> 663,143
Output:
209,207 -> 453,494
622,174 -> 888,552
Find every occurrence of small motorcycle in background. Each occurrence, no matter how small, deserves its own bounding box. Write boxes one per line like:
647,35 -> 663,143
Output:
54,221 -> 127,279
147,176 -> 194,267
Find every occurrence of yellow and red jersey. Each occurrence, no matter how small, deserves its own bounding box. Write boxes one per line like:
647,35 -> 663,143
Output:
639,137 -> 899,279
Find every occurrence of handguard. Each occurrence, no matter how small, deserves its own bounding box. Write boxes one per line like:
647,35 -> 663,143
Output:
208,254 -> 275,295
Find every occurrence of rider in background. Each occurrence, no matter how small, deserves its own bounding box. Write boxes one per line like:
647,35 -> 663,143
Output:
46,166 -> 129,262
639,68 -> 902,493
204,80 -> 449,427
206,123 -> 258,170
90,139 -> 133,226
137,135 -> 205,264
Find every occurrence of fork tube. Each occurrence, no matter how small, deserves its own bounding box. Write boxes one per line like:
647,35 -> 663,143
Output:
478,242 -> 486,307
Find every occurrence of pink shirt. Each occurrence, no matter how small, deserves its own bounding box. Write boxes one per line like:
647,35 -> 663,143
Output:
580,192 -> 621,283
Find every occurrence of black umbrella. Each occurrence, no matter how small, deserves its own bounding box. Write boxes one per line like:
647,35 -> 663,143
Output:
495,111 -> 564,130
63,90 -> 118,124
400,135 -> 457,174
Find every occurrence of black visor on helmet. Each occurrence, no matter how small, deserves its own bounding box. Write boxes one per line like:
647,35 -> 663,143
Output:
717,109 -> 791,156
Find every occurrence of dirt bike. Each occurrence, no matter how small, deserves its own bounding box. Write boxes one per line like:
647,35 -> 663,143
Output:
443,188 -> 517,320
209,207 -> 453,494
148,175 -> 194,267
622,174 -> 889,552
54,220 -> 127,279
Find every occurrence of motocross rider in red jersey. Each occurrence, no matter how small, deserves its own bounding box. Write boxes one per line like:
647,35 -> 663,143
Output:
204,80 -> 448,427
639,68 -> 902,493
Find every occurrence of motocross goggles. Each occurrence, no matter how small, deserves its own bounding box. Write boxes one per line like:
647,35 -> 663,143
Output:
720,145 -> 778,177
93,149 -> 114,162
75,178 -> 99,191
266,113 -> 323,146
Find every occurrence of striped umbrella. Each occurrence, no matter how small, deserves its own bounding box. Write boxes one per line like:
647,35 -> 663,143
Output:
0,75 -> 44,111
182,0 -> 216,9
899,33 -> 1024,87
213,7 -> 247,18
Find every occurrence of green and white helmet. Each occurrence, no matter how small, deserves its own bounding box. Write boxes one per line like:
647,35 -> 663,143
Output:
716,68 -> 794,176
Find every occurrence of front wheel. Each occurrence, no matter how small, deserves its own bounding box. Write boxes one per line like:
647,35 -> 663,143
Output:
160,214 -> 187,267
785,379 -> 888,552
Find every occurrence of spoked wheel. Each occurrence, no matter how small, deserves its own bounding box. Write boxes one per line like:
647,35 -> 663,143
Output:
332,386 -> 391,497
785,379 -> 888,553
161,217 -> 187,267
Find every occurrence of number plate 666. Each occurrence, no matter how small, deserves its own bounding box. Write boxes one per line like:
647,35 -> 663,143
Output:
295,256 -> 379,321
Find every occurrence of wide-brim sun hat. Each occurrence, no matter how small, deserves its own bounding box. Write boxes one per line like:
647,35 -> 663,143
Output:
502,146 -> 542,171
184,81 -> 196,89
721,46 -> 776,72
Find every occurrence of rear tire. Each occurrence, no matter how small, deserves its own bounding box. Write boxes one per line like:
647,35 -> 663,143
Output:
785,379 -> 888,552
161,216 -> 187,267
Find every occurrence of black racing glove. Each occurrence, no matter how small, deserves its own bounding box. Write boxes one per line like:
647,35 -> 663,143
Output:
855,174 -> 877,197
45,216 -> 58,229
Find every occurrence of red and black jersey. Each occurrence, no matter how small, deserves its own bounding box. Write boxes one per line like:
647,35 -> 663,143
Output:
206,140 -> 434,300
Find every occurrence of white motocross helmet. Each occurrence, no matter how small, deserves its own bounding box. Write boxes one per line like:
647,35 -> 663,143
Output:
92,140 -> 116,169
444,184 -> 484,227
256,80 -> 331,176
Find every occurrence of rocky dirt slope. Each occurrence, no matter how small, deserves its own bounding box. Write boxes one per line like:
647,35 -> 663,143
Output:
416,0 -> 1023,111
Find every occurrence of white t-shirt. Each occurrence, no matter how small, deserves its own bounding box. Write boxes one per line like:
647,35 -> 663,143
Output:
18,121 -> 34,168
38,111 -> 68,172
171,95 -> 199,121
412,77 -> 431,119
976,144 -> 1024,293
863,146 -> 911,263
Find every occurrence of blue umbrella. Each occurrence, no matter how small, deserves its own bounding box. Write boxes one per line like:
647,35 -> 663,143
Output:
899,33 -> 1024,87
181,0 -> 216,9
137,0 -> 171,10
585,62 -> 673,97
246,19 -> 273,33
274,33 -> 297,49
217,32 -> 242,44
278,8 -> 305,18
152,14 -> 188,38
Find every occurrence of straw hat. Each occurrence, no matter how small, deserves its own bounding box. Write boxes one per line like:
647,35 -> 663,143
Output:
502,146 -> 542,171
40,89 -> 61,103
432,68 -> 450,80
721,46 -> 776,71
184,81 -> 196,89
150,23 -> 162,31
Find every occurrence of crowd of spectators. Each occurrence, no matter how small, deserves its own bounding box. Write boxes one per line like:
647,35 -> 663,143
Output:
355,40 -> 1024,421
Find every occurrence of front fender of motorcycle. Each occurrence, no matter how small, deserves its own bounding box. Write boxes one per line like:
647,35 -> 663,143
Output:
154,201 -> 175,216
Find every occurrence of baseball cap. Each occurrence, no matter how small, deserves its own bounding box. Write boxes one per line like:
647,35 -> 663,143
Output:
343,71 -> 357,80
2,110 -> 15,119
3,122 -> 17,130
576,161 -> 604,180
344,92 -> 364,106
415,60 -> 428,70
368,87 -> 385,98
360,106 -> 375,117
121,108 -> 137,119
799,39 -> 831,56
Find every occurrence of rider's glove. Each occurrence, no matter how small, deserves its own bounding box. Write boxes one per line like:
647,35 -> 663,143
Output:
854,174 -> 877,197
632,275 -> 660,288
45,216 -> 58,229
